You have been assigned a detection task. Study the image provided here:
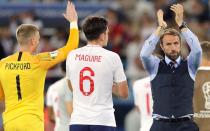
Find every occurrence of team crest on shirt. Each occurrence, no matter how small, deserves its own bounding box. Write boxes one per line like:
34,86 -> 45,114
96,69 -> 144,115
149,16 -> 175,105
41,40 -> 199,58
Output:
50,50 -> 59,59
194,82 -> 210,118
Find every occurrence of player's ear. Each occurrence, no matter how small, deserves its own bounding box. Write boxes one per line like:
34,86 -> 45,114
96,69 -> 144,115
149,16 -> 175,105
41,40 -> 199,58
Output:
31,37 -> 34,43
27,37 -> 32,46
30,37 -> 35,46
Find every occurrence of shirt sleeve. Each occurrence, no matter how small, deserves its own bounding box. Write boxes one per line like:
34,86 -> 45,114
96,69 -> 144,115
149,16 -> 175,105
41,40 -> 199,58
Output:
113,54 -> 127,83
140,33 -> 160,78
46,87 -> 53,106
66,52 -> 72,81
182,29 -> 202,79
37,21 -> 79,70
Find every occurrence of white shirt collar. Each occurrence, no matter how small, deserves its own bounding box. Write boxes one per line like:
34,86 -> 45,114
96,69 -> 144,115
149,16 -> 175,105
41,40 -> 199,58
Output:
86,44 -> 101,47
165,55 -> 181,67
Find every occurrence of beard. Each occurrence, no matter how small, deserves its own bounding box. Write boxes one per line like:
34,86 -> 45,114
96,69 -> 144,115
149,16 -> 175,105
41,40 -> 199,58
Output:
165,51 -> 180,61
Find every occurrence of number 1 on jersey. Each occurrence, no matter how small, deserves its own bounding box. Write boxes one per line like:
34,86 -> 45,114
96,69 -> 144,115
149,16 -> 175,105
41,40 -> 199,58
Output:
79,67 -> 95,96
16,75 -> 22,100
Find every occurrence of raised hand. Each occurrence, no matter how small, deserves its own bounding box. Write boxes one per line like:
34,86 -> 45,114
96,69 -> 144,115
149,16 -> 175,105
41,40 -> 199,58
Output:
170,4 -> 184,26
63,1 -> 78,22
157,9 -> 167,29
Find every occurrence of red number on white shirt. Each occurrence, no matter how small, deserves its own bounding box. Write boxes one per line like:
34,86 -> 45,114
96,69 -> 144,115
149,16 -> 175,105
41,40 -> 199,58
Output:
146,93 -> 151,115
79,67 -> 95,96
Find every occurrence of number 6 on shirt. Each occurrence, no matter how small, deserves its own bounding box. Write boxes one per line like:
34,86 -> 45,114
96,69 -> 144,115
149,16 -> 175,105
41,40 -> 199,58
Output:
79,67 -> 95,96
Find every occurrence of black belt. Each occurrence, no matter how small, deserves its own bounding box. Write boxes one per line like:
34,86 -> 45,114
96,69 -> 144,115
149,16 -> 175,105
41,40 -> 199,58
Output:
154,117 -> 192,123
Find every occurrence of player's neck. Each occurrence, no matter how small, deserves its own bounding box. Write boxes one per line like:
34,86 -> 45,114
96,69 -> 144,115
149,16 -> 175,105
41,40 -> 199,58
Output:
19,46 -> 33,54
88,40 -> 103,47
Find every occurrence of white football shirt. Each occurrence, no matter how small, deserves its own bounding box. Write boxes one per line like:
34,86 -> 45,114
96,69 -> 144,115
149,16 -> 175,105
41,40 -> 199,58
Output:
46,77 -> 72,131
133,77 -> 153,131
66,44 -> 126,127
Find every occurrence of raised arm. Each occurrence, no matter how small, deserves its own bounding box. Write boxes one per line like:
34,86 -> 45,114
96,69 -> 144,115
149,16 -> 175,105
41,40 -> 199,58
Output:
140,10 -> 166,75
171,4 -> 202,77
62,1 -> 79,54
38,1 -> 79,70
183,29 -> 202,76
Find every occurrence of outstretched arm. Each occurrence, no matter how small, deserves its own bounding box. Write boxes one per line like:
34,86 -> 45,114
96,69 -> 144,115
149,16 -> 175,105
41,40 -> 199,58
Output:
140,10 -> 166,75
38,1 -> 79,69
171,4 -> 202,78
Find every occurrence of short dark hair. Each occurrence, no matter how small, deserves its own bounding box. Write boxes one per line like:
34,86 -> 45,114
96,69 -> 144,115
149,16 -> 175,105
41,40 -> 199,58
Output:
201,41 -> 210,60
160,28 -> 181,44
82,16 -> 108,41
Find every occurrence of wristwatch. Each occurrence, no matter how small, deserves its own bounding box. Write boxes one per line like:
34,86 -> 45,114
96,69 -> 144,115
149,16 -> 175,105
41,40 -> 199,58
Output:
179,21 -> 187,30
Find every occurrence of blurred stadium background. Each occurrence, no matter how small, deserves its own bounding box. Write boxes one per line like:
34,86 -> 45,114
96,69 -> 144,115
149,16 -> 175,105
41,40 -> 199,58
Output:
0,0 -> 209,131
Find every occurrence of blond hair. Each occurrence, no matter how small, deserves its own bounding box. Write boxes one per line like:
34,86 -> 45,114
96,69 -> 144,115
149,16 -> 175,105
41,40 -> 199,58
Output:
16,24 -> 39,46
201,41 -> 210,60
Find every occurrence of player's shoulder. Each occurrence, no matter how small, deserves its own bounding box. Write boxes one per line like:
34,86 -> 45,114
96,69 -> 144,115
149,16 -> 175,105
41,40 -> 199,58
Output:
47,82 -> 58,95
66,47 -> 84,64
50,79 -> 63,88
49,77 -> 66,89
67,46 -> 85,57
134,77 -> 150,84
70,47 -> 82,53
133,77 -> 150,88
0,55 -> 11,68
104,48 -> 119,56
0,57 -> 7,63
101,48 -> 120,59
0,53 -> 17,63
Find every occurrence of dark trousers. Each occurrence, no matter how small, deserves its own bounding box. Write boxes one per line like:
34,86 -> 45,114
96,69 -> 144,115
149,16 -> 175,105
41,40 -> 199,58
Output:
150,120 -> 199,131
70,124 -> 116,131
